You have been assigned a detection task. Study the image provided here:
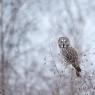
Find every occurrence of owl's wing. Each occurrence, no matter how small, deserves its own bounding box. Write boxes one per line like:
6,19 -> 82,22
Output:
62,47 -> 81,77
62,47 -> 78,64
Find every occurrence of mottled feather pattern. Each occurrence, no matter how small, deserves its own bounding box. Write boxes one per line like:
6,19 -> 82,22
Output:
61,47 -> 78,64
58,37 -> 81,77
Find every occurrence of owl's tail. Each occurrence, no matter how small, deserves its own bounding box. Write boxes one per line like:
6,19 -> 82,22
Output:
76,70 -> 81,77
73,64 -> 81,77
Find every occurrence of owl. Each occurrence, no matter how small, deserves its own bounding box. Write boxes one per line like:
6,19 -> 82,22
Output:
58,37 -> 81,77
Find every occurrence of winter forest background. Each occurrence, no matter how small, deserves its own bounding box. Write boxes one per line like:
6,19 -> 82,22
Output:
0,0 -> 95,95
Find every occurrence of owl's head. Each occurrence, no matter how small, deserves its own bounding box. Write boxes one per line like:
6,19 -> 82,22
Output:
58,37 -> 70,48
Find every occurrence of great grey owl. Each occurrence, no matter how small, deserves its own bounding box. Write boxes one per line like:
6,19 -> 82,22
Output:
58,37 -> 81,77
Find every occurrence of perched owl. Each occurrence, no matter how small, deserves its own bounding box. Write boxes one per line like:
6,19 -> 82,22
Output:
58,37 -> 81,77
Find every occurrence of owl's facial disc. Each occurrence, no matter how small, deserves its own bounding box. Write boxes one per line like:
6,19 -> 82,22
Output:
58,37 -> 70,48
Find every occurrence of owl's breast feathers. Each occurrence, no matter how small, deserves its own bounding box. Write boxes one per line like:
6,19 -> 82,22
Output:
61,47 -> 81,77
61,47 -> 78,64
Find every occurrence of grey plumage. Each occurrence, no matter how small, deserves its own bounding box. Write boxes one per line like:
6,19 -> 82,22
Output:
58,37 -> 81,77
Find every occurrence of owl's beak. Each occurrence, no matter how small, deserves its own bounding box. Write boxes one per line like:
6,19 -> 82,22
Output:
63,44 -> 67,48
63,44 -> 65,48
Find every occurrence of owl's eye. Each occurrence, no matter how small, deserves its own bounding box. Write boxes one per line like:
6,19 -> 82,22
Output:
63,40 -> 66,43
61,40 -> 63,43
64,40 -> 67,43
61,39 -> 64,41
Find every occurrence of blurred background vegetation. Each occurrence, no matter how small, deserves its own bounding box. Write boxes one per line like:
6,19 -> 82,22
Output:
0,0 -> 95,95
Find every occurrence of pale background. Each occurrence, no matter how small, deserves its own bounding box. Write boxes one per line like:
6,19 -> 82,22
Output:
0,0 -> 95,95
